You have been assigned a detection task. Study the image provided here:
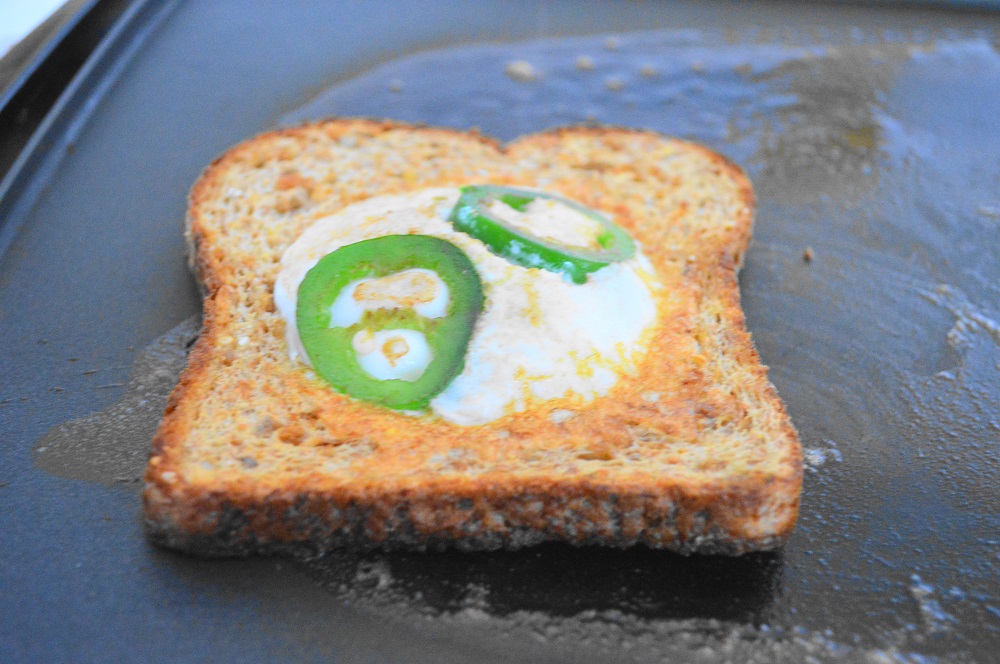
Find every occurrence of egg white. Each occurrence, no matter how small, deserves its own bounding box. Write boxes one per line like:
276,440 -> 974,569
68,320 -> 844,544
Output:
274,188 -> 660,426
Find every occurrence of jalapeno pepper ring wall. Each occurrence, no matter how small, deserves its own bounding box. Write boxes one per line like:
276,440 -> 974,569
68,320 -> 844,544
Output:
296,235 -> 484,410
448,185 -> 635,284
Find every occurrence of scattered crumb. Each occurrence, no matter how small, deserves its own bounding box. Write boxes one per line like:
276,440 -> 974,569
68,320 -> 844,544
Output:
575,55 -> 595,71
605,77 -> 624,92
690,60 -> 705,73
50,387 -> 64,394
803,247 -> 814,262
82,369 -> 97,375
803,441 -> 842,470
604,36 -> 621,51
388,79 -> 403,93
977,205 -> 1000,219
639,64 -> 658,78
68,357 -> 79,362
505,60 -> 539,82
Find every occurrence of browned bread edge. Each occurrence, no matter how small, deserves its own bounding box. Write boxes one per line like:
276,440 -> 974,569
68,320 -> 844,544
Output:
144,118 -> 802,557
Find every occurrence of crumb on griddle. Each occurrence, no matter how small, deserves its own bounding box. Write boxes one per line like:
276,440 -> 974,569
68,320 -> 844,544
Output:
505,60 -> 539,82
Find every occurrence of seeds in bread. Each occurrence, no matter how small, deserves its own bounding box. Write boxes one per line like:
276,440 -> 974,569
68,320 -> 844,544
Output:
143,118 -> 802,556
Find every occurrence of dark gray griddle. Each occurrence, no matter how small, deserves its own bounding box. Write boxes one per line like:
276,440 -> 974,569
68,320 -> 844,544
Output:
1,1 -> 999,662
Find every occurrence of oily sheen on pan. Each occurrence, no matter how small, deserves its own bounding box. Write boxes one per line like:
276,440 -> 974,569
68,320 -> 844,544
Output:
144,118 -> 802,556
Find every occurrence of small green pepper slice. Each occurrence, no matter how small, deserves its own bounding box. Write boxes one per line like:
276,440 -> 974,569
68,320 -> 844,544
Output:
447,185 -> 635,284
296,235 -> 483,410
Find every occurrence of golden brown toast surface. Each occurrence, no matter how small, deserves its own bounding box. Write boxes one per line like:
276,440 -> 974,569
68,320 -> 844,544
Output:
144,119 -> 802,556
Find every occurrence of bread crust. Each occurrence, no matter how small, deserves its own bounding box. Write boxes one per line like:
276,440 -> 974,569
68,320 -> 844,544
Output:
144,118 -> 801,556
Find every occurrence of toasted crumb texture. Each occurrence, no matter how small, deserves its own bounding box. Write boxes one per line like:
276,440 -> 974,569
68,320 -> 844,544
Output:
143,119 -> 802,557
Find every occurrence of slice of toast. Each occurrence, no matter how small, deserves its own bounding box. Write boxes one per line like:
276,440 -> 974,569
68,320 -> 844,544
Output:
143,118 -> 802,556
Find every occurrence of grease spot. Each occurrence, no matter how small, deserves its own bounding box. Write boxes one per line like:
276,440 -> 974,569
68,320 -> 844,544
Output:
32,317 -> 200,486
920,284 -> 1000,352
909,575 -> 957,635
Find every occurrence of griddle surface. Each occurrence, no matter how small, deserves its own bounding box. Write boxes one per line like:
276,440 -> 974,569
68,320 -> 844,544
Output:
1,1 -> 998,662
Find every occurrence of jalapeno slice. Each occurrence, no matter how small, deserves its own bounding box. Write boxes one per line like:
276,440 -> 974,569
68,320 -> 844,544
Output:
447,185 -> 635,284
296,235 -> 483,410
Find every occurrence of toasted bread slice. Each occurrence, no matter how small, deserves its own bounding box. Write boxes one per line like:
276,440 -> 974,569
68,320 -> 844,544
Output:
143,118 -> 801,556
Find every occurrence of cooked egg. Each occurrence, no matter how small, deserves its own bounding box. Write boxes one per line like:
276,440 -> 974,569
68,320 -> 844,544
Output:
329,269 -> 450,327
274,188 -> 659,426
352,328 -> 433,382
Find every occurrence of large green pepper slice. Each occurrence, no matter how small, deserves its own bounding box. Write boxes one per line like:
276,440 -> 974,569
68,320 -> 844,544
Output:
296,235 -> 483,410
447,185 -> 635,284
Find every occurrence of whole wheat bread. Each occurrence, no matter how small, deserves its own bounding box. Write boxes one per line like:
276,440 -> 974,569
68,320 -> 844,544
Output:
143,118 -> 802,556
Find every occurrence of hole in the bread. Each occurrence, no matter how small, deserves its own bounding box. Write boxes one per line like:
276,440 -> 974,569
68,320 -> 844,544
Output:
627,425 -> 669,444
255,417 -> 277,437
277,425 -> 305,445
699,459 -> 727,473
577,448 -> 615,462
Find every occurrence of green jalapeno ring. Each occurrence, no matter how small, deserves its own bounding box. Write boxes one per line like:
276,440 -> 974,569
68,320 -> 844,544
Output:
448,185 -> 636,284
296,235 -> 483,410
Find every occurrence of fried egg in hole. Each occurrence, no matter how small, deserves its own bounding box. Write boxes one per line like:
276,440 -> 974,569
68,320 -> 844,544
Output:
274,187 -> 660,426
